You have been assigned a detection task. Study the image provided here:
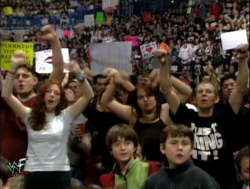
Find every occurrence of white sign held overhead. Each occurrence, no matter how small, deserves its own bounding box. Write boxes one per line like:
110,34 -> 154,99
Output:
140,42 -> 157,59
221,30 -> 248,50
84,14 -> 95,27
90,42 -> 133,75
35,48 -> 70,74
102,0 -> 119,9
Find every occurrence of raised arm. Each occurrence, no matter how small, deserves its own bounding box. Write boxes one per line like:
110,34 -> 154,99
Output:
229,44 -> 249,114
171,76 -> 193,104
66,62 -> 94,120
1,51 -> 30,120
101,68 -> 133,123
61,73 -> 69,87
205,63 -> 219,90
38,25 -> 64,83
157,51 -> 181,115
0,73 -> 4,91
149,69 -> 192,103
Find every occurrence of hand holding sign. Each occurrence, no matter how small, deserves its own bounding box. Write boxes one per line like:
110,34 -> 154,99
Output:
235,43 -> 249,61
38,25 -> 57,42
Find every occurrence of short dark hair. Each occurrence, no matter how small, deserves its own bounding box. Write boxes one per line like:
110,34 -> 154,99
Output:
93,74 -> 106,84
160,124 -> 194,147
16,63 -> 36,76
194,80 -> 219,96
220,75 -> 236,90
0,156 -> 11,185
105,123 -> 138,151
235,146 -> 249,172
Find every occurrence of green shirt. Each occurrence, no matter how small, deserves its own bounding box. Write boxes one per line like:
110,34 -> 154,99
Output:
114,158 -> 150,189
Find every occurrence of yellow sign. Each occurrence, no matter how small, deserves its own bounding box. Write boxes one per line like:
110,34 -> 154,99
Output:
1,42 -> 34,70
3,7 -> 13,15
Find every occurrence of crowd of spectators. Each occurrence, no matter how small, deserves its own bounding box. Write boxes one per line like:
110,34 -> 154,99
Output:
1,0 -> 250,85
0,0 -> 249,189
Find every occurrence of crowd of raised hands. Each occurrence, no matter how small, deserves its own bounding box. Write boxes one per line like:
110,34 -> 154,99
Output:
0,1 -> 250,188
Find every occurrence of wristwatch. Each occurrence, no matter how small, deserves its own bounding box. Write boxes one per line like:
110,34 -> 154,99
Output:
77,72 -> 86,83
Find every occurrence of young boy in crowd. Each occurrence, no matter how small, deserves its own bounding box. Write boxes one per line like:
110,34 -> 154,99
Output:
141,123 -> 220,189
229,146 -> 249,189
100,123 -> 160,189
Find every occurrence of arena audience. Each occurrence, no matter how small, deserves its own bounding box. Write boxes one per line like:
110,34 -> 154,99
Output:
0,0 -> 249,189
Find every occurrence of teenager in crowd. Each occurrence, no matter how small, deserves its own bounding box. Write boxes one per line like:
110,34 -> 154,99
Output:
229,146 -> 249,189
1,51 -> 94,189
0,24 -> 65,188
100,123 -> 160,189
141,124 -> 220,189
218,75 -> 249,149
157,43 -> 249,189
101,68 -> 192,162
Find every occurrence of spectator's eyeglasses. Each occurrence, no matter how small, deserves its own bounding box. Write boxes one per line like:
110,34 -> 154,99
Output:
222,83 -> 236,89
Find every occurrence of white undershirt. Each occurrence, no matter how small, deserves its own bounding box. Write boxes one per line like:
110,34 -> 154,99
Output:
22,107 -> 74,172
162,103 -> 198,112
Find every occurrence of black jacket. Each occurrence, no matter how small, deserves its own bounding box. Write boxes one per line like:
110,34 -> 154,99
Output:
141,159 -> 220,189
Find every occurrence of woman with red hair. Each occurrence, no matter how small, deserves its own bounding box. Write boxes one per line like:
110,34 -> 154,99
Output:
1,51 -> 94,189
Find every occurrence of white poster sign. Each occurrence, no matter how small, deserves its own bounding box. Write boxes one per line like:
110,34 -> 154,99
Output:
102,0 -> 119,9
221,30 -> 248,50
84,14 -> 95,27
140,42 -> 157,59
90,42 -> 133,75
35,48 -> 69,73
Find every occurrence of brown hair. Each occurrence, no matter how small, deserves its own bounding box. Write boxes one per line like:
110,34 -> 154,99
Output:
160,124 -> 194,147
193,80 -> 219,97
235,146 -> 249,172
28,79 -> 67,131
64,86 -> 76,99
130,84 -> 162,120
105,123 -> 138,151
15,63 -> 36,76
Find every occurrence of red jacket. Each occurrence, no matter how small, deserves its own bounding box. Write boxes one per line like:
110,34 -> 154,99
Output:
100,161 -> 161,188
209,4 -> 221,20
195,7 -> 200,18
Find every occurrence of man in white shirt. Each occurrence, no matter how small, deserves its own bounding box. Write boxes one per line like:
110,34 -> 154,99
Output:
178,40 -> 192,67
